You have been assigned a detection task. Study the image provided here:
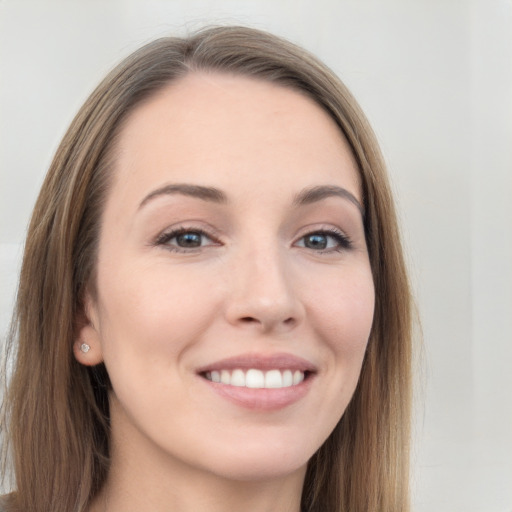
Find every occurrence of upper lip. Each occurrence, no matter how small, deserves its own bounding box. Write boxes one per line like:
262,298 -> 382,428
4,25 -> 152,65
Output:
196,352 -> 317,374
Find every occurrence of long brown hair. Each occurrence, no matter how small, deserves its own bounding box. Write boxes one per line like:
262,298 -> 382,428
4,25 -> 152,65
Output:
1,26 -> 412,512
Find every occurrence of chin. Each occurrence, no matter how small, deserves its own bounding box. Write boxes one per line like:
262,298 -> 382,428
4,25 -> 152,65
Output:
188,433 -> 318,483
205,455 -> 308,483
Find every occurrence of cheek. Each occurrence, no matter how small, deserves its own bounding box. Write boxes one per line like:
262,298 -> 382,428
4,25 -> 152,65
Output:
306,263 -> 374,419
94,264 -> 224,426
95,261 -> 223,367
297,266 -> 374,444
308,265 -> 375,353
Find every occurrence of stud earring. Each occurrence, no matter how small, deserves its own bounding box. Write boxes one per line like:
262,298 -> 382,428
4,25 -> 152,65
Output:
80,343 -> 91,353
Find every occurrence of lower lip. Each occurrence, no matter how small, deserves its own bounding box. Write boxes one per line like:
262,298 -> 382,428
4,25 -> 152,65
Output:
201,375 -> 313,411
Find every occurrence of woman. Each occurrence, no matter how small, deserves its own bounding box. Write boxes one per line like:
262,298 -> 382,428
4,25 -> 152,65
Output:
1,26 -> 412,512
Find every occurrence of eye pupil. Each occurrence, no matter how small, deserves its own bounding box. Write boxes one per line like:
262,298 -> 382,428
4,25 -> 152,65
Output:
305,234 -> 327,250
176,232 -> 202,247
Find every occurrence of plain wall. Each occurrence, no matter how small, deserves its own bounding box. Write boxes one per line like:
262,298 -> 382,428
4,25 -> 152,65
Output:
1,1 -> 511,510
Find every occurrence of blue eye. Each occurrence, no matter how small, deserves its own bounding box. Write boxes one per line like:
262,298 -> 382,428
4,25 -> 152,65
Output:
304,233 -> 330,250
156,228 -> 216,251
174,231 -> 203,248
296,230 -> 352,252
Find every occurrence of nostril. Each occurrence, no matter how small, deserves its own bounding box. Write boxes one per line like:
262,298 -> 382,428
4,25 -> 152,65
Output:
238,316 -> 296,327
240,317 -> 258,324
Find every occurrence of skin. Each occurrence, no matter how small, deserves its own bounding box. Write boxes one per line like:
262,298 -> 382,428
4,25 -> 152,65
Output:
75,72 -> 375,512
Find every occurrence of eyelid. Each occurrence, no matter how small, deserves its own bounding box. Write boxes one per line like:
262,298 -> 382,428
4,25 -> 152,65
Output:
293,225 -> 353,252
153,224 -> 222,251
151,222 -> 353,254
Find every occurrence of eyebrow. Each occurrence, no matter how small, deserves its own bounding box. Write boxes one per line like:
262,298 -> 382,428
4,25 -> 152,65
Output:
139,183 -> 227,209
293,185 -> 364,216
138,182 -> 364,216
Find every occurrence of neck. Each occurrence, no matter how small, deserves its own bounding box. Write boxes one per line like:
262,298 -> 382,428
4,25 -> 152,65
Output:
91,472 -> 304,512
90,456 -> 305,512
88,404 -> 306,512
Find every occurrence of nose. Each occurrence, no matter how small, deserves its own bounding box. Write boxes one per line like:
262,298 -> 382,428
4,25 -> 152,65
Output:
224,244 -> 304,334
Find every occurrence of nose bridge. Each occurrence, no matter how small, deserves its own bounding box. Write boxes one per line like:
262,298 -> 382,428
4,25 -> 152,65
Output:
225,235 -> 302,331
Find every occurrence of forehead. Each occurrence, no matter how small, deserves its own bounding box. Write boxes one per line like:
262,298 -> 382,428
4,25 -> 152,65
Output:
111,71 -> 361,205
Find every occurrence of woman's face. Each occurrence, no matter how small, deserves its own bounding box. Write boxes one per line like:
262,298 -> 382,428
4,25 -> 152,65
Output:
77,72 -> 374,482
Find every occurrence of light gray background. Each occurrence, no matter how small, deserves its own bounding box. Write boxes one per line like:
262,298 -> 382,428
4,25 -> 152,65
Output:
1,1 -> 511,510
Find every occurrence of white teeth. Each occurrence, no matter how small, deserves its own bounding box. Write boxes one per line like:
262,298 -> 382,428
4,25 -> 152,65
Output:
204,368 -> 306,388
265,369 -> 282,388
220,370 -> 230,385
246,369 -> 265,388
293,370 -> 304,385
231,369 -> 246,387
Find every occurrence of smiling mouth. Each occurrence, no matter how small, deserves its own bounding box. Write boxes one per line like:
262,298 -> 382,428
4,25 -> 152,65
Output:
197,354 -> 316,409
202,368 -> 309,389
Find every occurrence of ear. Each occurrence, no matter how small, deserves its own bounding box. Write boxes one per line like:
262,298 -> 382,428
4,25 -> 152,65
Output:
74,291 -> 104,367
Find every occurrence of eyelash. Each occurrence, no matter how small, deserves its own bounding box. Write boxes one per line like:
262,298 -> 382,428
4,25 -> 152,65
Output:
297,228 -> 353,253
154,226 -> 353,253
154,227 -> 218,253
